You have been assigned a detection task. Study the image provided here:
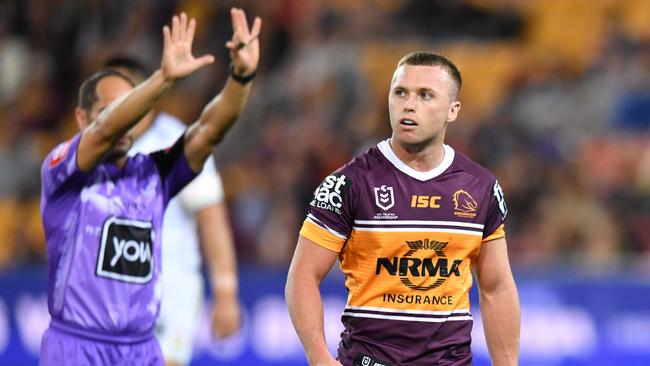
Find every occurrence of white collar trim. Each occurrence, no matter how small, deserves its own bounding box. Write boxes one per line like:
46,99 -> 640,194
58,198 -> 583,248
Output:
377,139 -> 455,181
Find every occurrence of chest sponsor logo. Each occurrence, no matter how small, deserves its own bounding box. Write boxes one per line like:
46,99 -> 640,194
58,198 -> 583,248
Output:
410,195 -> 441,208
452,189 -> 477,218
376,238 -> 461,291
374,185 -> 395,211
96,217 -> 153,284
310,173 -> 349,214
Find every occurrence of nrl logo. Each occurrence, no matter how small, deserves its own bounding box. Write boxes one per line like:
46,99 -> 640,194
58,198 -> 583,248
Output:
374,185 -> 395,211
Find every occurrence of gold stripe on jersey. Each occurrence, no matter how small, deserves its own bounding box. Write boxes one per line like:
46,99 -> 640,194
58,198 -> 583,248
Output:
339,229 -> 481,312
482,224 -> 506,243
300,219 -> 346,252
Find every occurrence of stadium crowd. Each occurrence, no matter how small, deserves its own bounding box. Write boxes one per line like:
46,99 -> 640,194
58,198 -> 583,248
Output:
0,0 -> 649,272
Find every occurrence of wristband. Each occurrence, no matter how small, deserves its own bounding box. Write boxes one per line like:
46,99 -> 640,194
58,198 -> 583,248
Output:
229,63 -> 256,84
212,273 -> 238,291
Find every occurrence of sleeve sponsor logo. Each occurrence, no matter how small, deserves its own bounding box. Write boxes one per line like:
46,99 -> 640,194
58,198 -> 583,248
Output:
310,173 -> 349,214
48,139 -> 73,169
493,180 -> 508,220
452,189 -> 477,218
96,217 -> 153,284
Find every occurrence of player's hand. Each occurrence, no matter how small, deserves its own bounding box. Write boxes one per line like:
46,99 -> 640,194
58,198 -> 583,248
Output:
211,297 -> 241,338
161,12 -> 215,81
225,7 -> 261,76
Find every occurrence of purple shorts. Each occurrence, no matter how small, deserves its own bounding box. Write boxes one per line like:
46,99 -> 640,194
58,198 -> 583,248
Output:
39,324 -> 163,366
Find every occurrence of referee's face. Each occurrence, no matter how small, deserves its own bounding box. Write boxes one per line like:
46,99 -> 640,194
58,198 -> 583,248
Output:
388,65 -> 461,149
86,76 -> 136,160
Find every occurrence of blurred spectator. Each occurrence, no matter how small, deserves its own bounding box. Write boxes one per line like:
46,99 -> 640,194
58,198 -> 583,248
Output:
1,0 -> 650,272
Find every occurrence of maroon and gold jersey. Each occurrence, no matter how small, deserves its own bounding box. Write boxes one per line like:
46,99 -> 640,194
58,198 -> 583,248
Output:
300,139 -> 508,365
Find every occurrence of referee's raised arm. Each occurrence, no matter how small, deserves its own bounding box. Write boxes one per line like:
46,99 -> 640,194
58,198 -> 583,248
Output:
182,7 -> 262,173
76,12 -> 214,172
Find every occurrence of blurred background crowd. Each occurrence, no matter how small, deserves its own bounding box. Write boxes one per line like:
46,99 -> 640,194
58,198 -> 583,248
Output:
1,0 -> 649,273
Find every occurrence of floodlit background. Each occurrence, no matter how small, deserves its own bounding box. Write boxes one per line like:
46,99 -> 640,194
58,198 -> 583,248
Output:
1,0 -> 649,365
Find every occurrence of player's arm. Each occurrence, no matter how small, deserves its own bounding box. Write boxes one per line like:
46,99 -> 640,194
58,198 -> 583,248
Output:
196,202 -> 241,338
183,8 -> 261,172
77,13 -> 214,171
286,235 -> 342,366
475,237 -> 520,366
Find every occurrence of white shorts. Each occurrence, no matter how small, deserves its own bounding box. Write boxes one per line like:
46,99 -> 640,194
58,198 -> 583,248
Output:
155,270 -> 204,365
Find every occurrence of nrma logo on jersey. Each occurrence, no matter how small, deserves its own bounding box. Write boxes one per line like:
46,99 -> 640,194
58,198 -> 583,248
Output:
375,239 -> 461,291
310,173 -> 349,214
96,217 -> 153,284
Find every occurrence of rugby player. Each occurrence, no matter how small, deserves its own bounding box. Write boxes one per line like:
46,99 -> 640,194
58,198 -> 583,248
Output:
286,52 -> 520,366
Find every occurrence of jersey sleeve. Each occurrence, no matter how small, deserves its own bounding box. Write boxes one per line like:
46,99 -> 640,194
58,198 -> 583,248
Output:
41,133 -> 88,198
482,179 -> 508,242
299,171 -> 356,253
177,155 -> 224,214
149,134 -> 198,205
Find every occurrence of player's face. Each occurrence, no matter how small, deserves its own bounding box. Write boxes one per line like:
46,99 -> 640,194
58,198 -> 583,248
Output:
388,65 -> 461,150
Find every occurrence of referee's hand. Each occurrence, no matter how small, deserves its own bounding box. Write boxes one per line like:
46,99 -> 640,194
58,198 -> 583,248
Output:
225,7 -> 261,76
161,12 -> 215,81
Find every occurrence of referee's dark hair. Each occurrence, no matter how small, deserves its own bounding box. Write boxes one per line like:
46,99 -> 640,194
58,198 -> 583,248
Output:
78,69 -> 135,113
104,55 -> 150,83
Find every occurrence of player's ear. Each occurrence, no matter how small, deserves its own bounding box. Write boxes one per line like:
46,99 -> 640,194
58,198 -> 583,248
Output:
75,107 -> 90,130
447,100 -> 461,123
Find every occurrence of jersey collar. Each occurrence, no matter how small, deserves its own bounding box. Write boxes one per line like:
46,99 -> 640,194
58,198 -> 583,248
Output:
377,139 -> 455,181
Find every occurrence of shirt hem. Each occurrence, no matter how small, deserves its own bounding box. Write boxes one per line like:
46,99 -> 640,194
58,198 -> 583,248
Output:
49,318 -> 154,344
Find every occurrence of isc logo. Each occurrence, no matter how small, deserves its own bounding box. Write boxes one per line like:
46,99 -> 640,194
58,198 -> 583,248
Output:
410,195 -> 441,208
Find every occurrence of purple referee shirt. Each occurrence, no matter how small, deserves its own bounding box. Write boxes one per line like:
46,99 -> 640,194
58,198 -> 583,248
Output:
40,132 -> 196,341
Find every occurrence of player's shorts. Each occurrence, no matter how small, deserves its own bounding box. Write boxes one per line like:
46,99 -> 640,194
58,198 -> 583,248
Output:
40,322 -> 163,366
341,343 -> 472,366
155,270 -> 204,364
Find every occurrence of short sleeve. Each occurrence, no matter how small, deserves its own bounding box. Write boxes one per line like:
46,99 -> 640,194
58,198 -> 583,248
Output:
41,133 -> 88,198
149,134 -> 198,205
482,180 -> 508,242
177,156 -> 224,213
299,171 -> 356,253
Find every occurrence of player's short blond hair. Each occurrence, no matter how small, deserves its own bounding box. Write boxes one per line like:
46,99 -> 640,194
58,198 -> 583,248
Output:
397,51 -> 462,100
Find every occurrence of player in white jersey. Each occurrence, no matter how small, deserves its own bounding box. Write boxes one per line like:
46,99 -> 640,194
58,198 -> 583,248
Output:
105,57 -> 241,366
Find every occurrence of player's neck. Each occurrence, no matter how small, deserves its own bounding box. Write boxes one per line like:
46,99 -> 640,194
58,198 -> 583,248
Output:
389,138 -> 445,173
